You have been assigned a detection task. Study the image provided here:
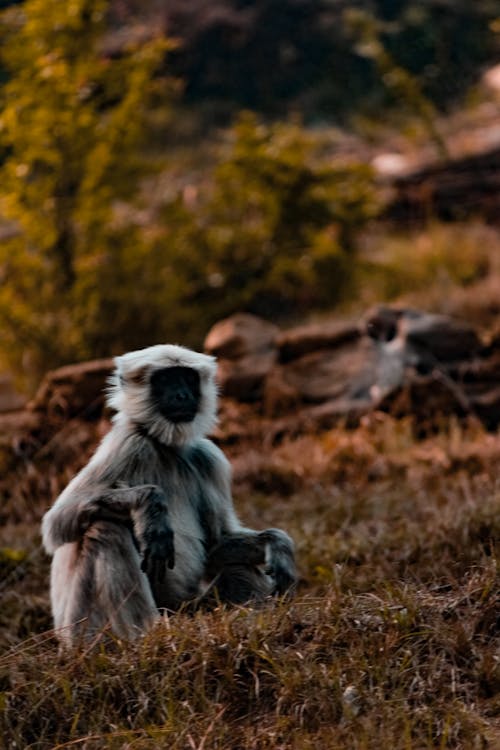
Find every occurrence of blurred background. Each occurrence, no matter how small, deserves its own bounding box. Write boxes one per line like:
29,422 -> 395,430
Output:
0,0 -> 499,394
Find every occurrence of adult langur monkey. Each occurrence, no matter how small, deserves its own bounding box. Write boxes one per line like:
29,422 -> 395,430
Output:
42,345 -> 296,644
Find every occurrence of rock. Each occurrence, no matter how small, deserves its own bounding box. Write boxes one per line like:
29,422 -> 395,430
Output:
276,320 -> 360,363
293,398 -> 372,432
29,359 -> 114,419
205,314 -> 279,400
0,411 -> 45,472
204,313 -> 279,360
0,373 -> 26,412
386,145 -> 500,224
263,367 -> 302,417
3,306 -> 500,474
216,351 -> 277,401
469,387 -> 500,431
377,373 -> 470,427
265,339 -> 378,411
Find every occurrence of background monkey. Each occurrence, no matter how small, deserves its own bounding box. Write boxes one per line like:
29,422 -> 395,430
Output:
42,344 -> 296,644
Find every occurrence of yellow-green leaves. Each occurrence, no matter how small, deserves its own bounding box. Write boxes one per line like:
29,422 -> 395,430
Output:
0,0 -> 171,386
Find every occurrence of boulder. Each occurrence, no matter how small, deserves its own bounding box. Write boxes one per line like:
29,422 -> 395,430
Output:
377,373 -> 470,427
204,313 -> 279,360
276,320 -> 360,363
3,305 -> 500,473
205,314 -> 279,401
263,339 -> 379,417
290,398 -> 372,433
216,351 -> 277,401
29,359 -> 114,419
0,373 -> 26,412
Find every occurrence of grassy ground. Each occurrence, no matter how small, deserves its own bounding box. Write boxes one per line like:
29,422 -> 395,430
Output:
3,218 -> 500,748
353,221 -> 500,328
2,413 -> 500,749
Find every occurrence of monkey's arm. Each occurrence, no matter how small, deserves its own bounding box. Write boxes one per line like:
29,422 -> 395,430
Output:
207,527 -> 296,595
42,481 -> 175,578
199,440 -> 297,595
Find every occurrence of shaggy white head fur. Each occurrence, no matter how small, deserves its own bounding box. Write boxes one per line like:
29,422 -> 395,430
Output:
107,344 -> 218,445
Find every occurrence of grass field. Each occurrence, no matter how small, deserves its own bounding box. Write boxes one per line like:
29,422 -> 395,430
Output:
2,414 -> 500,749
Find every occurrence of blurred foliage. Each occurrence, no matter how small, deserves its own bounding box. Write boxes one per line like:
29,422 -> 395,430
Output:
0,0 -> 496,385
155,113 -> 380,331
164,0 -> 500,122
0,0 -> 172,385
357,222 -> 497,307
344,8 -> 449,158
1,28 -> 379,385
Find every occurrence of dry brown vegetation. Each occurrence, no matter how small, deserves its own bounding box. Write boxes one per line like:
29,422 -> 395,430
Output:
2,412 -> 500,749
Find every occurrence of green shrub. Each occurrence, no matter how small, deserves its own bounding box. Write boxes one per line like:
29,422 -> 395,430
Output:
0,0 -> 171,386
0,2 -> 378,389
157,113 -> 380,329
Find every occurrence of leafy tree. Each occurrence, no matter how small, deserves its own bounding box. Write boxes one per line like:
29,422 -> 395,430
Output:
0,0 -> 170,386
0,1 -> 379,387
344,8 -> 449,159
157,113 -> 379,327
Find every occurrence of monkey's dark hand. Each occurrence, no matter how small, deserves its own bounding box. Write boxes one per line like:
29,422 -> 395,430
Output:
267,559 -> 296,595
140,522 -> 175,583
135,486 -> 175,582
259,528 -> 297,595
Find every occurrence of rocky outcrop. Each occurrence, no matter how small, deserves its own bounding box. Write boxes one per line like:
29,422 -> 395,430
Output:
276,320 -> 360,363
206,306 -> 500,439
2,305 -> 500,490
385,146 -> 500,225
205,314 -> 279,400
0,373 -> 26,412
0,360 -> 113,505
29,359 -> 114,419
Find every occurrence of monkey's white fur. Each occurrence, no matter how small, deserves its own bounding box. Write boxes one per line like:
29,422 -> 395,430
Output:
42,344 -> 296,645
107,344 -> 218,446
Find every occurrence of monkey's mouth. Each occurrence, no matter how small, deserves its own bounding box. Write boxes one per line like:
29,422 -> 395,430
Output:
168,410 -> 197,424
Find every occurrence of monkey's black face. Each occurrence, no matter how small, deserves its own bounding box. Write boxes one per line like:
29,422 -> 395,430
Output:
150,366 -> 201,423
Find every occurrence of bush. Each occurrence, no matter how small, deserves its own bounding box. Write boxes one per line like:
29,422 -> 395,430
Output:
0,0 -> 171,387
0,3 -> 378,388
156,113 -> 379,330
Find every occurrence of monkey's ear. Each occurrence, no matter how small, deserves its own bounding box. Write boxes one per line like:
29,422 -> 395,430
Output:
121,365 -> 150,386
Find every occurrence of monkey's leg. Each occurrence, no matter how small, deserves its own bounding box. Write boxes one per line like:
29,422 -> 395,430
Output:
201,565 -> 273,606
51,521 -> 158,645
201,528 -> 296,606
86,486 -> 175,582
208,529 -> 296,596
258,528 -> 297,595
200,534 -> 274,606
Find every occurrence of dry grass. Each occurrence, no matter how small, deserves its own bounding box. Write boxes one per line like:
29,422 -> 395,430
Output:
2,414 -> 500,748
354,221 -> 500,330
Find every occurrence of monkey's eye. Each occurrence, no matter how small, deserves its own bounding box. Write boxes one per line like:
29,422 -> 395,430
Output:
128,366 -> 150,385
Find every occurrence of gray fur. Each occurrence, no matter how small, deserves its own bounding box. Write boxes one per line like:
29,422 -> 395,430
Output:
42,344 -> 296,645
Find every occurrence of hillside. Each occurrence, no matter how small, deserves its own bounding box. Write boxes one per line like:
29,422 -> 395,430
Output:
2,302 -> 500,748
1,2 -> 500,747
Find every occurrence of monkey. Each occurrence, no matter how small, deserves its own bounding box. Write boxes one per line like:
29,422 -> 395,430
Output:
42,344 -> 296,644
